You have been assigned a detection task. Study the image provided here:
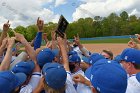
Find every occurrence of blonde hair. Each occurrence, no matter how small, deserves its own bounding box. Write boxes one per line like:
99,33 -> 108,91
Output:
44,81 -> 66,93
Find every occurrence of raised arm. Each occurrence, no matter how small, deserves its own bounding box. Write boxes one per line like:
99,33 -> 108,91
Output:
0,20 -> 10,46
15,33 -> 36,61
51,31 -> 57,49
34,17 -> 44,50
0,38 -> 8,56
0,38 -> 15,71
57,37 -> 70,71
74,34 -> 90,57
14,32 -> 40,72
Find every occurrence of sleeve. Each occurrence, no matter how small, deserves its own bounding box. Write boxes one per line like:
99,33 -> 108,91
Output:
34,32 -> 42,50
20,72 -> 41,93
66,71 -> 92,93
81,47 -> 91,57
65,71 -> 77,93
27,72 -> 41,90
9,52 -> 28,69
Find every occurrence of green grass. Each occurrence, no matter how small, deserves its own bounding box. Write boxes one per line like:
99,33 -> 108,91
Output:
80,38 -> 130,44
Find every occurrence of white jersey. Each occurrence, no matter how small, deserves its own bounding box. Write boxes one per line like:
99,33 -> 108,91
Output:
71,69 -> 92,93
20,72 -> 41,93
65,71 -> 77,93
73,46 -> 90,58
126,74 -> 140,93
20,72 -> 77,93
73,46 -> 83,58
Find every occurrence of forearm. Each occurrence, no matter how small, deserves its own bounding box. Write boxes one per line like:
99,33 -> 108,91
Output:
83,79 -> 92,87
0,47 -> 12,71
64,39 -> 69,53
0,32 -> 7,46
21,38 -> 37,63
80,47 -> 90,57
51,40 -> 57,49
0,46 -> 5,56
77,42 -> 83,49
78,43 -> 90,57
33,87 -> 43,93
59,44 -> 70,71
33,61 -> 41,72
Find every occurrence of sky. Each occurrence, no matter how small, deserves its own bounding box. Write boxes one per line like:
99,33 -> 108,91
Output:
0,0 -> 140,28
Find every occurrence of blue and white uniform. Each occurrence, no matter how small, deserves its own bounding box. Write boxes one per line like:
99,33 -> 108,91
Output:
126,74 -> 140,93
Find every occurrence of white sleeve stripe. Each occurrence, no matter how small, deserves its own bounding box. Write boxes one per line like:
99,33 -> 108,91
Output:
32,73 -> 41,76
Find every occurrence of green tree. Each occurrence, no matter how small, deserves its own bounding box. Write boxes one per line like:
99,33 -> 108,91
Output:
120,11 -> 128,21
14,25 -> 26,36
26,25 -> 37,41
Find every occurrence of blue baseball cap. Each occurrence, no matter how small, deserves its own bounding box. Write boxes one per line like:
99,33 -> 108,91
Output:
37,48 -> 55,67
0,71 -> 27,93
85,59 -> 118,80
120,48 -> 140,64
88,53 -> 105,65
90,59 -> 127,93
69,54 -> 81,63
85,66 -> 92,79
11,61 -> 35,75
114,55 -> 122,63
42,63 -> 67,89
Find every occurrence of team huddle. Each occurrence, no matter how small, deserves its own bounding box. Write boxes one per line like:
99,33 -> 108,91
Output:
0,18 -> 140,93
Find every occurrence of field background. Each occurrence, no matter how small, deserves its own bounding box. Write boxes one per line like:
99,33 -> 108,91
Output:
76,36 -> 134,57
21,36 -> 135,57
83,43 -> 129,57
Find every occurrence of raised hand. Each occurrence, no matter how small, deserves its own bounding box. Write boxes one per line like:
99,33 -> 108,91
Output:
45,41 -> 52,48
13,30 -> 25,42
135,34 -> 140,39
135,34 -> 140,43
57,36 -> 65,47
128,39 -> 138,49
3,20 -> 10,32
37,17 -> 44,32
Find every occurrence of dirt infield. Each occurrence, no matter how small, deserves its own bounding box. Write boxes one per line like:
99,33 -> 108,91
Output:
83,43 -> 129,57
20,43 -> 128,57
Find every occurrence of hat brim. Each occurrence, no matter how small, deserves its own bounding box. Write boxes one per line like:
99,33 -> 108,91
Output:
85,66 -> 92,79
14,73 -> 27,88
136,72 -> 140,83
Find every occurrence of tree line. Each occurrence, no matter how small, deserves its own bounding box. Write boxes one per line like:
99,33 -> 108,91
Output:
1,11 -> 140,41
